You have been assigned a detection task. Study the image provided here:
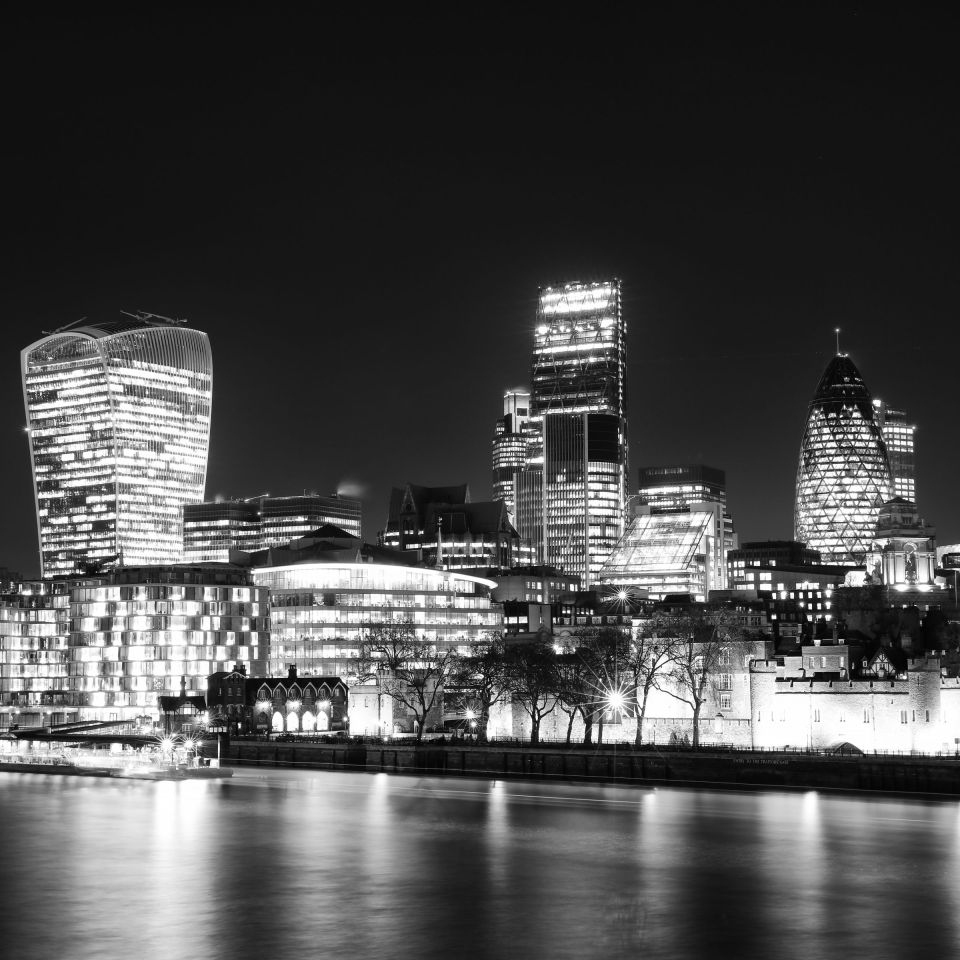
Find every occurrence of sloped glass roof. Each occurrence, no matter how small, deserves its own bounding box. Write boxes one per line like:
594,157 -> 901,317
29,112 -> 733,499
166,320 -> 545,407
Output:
598,511 -> 714,578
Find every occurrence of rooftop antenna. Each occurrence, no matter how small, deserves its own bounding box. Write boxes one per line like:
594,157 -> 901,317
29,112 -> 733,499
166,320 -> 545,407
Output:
835,327 -> 841,356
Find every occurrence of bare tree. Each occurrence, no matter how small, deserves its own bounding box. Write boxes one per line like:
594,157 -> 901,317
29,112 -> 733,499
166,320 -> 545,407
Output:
448,632 -> 508,743
558,628 -> 630,745
555,650 -> 594,745
661,608 -> 736,749
626,617 -> 677,747
502,639 -> 561,745
356,620 -> 458,743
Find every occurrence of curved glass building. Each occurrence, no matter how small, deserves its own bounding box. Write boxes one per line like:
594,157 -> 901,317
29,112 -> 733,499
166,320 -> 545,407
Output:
22,316 -> 213,576
795,353 -> 892,565
253,562 -> 501,677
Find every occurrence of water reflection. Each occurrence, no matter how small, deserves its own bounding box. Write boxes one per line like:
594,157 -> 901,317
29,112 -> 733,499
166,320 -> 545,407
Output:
1,770 -> 958,960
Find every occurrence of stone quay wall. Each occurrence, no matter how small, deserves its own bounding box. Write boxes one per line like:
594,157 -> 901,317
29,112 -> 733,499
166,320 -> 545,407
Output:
220,740 -> 960,797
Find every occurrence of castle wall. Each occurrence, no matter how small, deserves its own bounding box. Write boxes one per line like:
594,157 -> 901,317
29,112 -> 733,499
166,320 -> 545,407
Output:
750,656 -> 952,753
489,655 -> 960,753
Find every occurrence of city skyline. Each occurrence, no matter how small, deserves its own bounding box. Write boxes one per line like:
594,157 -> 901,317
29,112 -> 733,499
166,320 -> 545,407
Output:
3,7 -> 960,577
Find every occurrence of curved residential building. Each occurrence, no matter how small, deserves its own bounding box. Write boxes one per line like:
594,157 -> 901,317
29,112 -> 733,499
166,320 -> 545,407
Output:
68,565 -> 268,719
253,561 -> 502,677
22,316 -> 213,576
795,353 -> 892,565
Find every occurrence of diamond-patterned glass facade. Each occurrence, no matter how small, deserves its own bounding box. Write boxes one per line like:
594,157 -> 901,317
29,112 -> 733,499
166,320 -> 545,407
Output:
794,354 -> 892,565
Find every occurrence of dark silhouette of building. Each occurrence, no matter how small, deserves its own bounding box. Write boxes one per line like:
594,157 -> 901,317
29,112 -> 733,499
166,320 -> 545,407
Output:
380,483 -> 529,571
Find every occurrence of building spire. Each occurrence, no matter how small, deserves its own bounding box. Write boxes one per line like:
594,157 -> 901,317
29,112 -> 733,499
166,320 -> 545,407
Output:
834,327 -> 841,356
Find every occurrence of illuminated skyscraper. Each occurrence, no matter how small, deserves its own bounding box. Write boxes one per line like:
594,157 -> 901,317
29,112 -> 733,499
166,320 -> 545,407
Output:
516,280 -> 627,587
795,353 -> 892,565
491,389 -> 531,517
22,315 -> 213,576
872,399 -> 917,503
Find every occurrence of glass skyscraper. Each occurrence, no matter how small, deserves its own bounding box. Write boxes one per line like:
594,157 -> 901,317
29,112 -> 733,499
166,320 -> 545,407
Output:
516,280 -> 627,587
795,353 -> 892,565
491,389 -> 531,518
22,315 -> 213,576
872,399 -> 917,503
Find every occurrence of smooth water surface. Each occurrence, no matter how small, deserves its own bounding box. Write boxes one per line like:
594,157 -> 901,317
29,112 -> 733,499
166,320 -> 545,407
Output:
1,769 -> 958,959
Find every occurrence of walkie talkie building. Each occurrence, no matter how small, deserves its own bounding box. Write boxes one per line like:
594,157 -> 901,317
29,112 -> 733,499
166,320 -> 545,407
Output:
795,352 -> 892,565
22,315 -> 213,576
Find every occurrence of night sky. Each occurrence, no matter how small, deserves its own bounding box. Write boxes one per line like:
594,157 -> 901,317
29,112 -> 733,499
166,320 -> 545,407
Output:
3,6 -> 959,579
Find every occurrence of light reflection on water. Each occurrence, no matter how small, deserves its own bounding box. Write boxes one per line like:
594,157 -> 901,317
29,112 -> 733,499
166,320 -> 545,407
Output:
1,769 -> 958,959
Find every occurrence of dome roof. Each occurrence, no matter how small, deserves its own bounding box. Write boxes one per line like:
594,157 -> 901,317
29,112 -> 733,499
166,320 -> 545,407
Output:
810,354 -> 873,415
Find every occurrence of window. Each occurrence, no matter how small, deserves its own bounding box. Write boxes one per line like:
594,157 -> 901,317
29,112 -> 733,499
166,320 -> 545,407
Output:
900,710 -> 908,724
719,673 -> 732,691
925,710 -> 930,722
863,710 -> 870,723
813,709 -> 821,723
719,693 -> 732,710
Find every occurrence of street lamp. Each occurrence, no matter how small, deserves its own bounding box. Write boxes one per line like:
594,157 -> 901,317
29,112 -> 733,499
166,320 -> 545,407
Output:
606,690 -> 626,714
603,683 -> 631,731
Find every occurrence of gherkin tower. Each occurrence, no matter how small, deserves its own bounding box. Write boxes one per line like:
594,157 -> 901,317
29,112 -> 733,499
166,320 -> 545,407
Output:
794,353 -> 892,565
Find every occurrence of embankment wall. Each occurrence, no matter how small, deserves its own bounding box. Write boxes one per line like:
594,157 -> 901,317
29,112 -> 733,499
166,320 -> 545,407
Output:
221,741 -> 960,796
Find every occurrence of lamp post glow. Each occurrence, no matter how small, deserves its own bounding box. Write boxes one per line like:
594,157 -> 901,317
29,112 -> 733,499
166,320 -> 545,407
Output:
603,684 -> 631,730
606,690 -> 626,714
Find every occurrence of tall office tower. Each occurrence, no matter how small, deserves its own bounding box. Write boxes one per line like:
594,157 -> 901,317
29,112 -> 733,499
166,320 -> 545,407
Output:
795,353 -> 892,565
492,389 -> 531,517
516,279 -> 627,588
635,464 -> 737,590
22,315 -> 212,577
873,399 -> 917,502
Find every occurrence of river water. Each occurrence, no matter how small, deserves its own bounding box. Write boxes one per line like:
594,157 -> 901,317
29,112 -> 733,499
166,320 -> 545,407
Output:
1,768 -> 958,959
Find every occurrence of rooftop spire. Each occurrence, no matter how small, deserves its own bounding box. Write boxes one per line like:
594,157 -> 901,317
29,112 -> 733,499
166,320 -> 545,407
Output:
835,327 -> 841,356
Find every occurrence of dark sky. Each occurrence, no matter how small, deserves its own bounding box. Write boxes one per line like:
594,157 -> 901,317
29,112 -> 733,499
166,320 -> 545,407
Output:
3,5 -> 959,578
